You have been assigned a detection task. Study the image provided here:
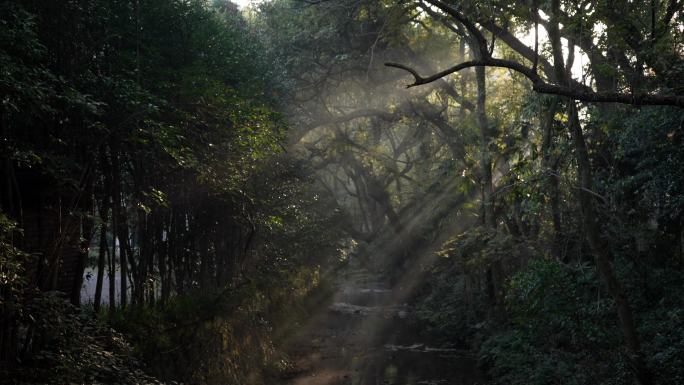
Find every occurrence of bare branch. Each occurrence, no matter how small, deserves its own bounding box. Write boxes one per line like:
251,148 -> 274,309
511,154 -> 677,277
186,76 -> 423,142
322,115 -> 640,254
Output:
386,58 -> 538,88
385,60 -> 684,107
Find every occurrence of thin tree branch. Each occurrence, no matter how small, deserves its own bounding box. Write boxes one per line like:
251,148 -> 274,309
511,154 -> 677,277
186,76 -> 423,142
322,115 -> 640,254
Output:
385,59 -> 684,107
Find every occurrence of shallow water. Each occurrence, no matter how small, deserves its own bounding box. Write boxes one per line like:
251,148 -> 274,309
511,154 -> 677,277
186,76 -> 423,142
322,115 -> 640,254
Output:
279,267 -> 484,385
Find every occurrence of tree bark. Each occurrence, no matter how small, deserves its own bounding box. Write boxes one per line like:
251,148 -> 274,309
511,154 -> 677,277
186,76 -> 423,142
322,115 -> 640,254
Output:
476,65 -> 494,229
93,192 -> 109,313
110,142 -> 127,309
541,97 -> 563,257
568,103 -> 651,385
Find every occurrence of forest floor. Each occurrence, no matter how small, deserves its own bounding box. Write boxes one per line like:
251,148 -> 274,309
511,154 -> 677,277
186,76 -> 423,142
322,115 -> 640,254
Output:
276,262 -> 484,385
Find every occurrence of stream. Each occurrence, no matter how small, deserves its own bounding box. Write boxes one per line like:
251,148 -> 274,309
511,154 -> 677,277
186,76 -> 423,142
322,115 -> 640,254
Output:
279,266 -> 484,385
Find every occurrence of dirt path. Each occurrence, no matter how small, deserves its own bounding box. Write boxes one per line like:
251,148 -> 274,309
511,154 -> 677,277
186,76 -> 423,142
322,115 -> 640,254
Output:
277,266 -> 484,385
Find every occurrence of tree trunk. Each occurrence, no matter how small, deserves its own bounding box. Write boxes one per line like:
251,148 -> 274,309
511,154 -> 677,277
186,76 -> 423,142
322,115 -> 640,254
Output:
93,195 -> 109,313
476,66 -> 494,229
568,102 -> 651,385
541,97 -> 563,256
108,209 -> 117,314
72,185 -> 94,306
110,143 -> 127,309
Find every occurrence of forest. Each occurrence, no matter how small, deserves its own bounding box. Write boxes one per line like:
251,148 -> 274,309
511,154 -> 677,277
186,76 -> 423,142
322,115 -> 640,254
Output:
0,0 -> 683,384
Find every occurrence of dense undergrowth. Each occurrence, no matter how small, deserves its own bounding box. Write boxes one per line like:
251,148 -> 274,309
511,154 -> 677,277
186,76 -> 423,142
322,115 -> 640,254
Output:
107,264 -> 328,384
1,253 -> 335,385
1,204 -> 336,384
0,291 -> 161,384
414,228 -> 684,385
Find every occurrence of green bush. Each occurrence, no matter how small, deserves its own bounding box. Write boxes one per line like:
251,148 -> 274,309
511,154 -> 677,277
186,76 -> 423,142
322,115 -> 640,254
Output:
480,257 -> 684,385
1,291 -> 162,384
107,264 -> 324,384
480,258 -> 628,384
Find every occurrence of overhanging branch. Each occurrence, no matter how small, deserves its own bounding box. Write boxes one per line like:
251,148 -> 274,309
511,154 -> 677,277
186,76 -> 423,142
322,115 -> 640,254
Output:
385,60 -> 684,107
386,59 -> 538,87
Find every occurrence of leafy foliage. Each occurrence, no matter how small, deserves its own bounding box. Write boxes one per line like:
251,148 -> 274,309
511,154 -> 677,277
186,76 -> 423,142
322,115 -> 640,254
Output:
1,1 -> 343,383
1,292 -> 162,384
